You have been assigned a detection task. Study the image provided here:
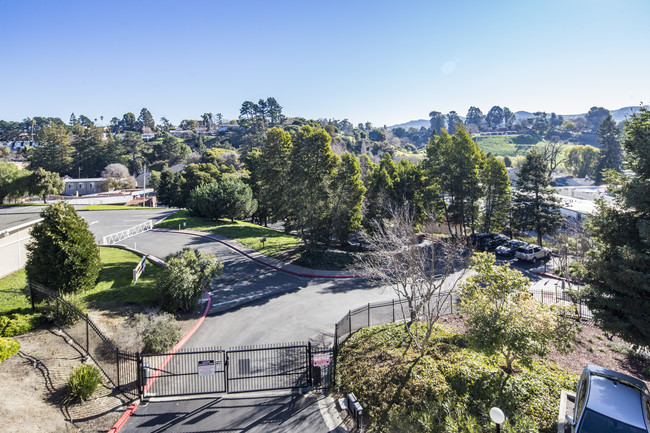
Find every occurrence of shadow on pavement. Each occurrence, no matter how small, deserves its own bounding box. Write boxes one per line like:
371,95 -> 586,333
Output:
122,393 -> 330,433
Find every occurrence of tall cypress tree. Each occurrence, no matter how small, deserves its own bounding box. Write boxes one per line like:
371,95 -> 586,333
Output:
583,107 -> 650,347
511,149 -> 564,246
481,154 -> 511,233
594,113 -> 623,184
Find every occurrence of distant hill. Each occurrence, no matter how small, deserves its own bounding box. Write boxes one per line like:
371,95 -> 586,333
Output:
388,119 -> 430,130
391,106 -> 649,129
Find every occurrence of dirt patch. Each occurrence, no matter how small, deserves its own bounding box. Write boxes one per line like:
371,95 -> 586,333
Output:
438,314 -> 650,388
0,327 -> 129,433
0,303 -> 205,433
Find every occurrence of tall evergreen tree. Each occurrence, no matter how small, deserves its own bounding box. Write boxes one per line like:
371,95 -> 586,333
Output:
428,110 -> 446,135
446,111 -> 462,135
425,125 -> 483,236
26,202 -> 101,294
137,108 -> 156,131
30,123 -> 74,175
287,125 -> 337,246
72,125 -> 109,177
328,153 -> 366,246
481,154 -> 511,233
594,113 -> 623,184
583,107 -> 650,347
254,127 -> 292,225
511,149 -> 564,246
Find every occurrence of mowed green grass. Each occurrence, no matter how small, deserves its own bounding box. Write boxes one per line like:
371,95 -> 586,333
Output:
0,270 -> 30,315
0,248 -> 163,312
83,247 -> 163,306
155,210 -> 302,258
474,135 -> 536,157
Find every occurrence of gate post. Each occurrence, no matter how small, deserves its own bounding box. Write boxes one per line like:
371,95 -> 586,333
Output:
224,353 -> 229,394
116,349 -> 120,390
136,352 -> 143,400
307,342 -> 312,387
332,328 -> 338,386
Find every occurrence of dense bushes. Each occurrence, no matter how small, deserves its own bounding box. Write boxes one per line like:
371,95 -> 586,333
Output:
187,177 -> 257,221
336,322 -> 577,433
0,337 -> 20,362
135,312 -> 181,353
158,248 -> 223,313
0,313 -> 43,337
65,364 -> 102,403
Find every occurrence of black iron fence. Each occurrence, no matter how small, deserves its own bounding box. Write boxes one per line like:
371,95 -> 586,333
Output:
28,281 -> 139,397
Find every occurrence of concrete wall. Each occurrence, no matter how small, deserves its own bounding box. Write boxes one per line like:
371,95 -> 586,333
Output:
0,220 -> 40,279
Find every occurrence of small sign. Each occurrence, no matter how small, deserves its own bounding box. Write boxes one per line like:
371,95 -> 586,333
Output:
214,360 -> 224,372
198,360 -> 215,376
132,256 -> 147,284
313,353 -> 330,367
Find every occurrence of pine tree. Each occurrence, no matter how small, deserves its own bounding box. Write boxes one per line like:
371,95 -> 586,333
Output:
481,154 -> 511,233
511,149 -> 564,246
329,153 -> 366,246
287,125 -> 337,246
425,125 -> 483,236
26,202 -> 101,294
594,113 -> 623,184
583,107 -> 650,347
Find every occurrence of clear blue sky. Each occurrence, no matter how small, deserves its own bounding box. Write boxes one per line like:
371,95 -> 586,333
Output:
2,0 -> 649,127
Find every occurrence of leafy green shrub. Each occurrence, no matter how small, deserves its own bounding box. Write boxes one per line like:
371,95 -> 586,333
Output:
0,313 -> 43,337
336,322 -> 577,433
135,312 -> 181,353
158,248 -> 223,313
26,202 -> 101,296
65,364 -> 102,403
43,293 -> 86,326
0,337 -> 20,362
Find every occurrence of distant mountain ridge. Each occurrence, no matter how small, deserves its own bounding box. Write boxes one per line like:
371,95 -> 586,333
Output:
389,105 -> 649,129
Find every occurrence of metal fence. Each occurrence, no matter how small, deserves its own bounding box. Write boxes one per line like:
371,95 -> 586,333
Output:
28,281 -> 139,397
101,220 -> 153,245
334,293 -> 458,347
334,286 -> 593,348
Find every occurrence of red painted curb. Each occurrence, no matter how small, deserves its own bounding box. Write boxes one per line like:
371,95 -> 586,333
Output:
153,229 -> 365,279
107,290 -> 213,433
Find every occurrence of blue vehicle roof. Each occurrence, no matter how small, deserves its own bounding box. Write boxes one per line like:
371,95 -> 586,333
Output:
585,366 -> 649,431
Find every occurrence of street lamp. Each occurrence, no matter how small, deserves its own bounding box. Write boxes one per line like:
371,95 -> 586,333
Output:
490,407 -> 505,433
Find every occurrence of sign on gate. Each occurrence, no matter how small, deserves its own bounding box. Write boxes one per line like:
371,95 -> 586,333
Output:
198,360 -> 215,376
313,353 -> 330,367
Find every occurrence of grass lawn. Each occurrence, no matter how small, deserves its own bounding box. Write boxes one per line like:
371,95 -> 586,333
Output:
474,135 -> 537,157
83,247 -> 163,307
155,210 -> 302,259
0,247 -> 163,315
79,205 -> 161,211
0,270 -> 30,315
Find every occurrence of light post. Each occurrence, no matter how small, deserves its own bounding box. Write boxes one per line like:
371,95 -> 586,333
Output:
490,407 -> 505,433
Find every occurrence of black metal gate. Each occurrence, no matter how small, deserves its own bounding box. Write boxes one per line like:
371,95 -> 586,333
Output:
138,343 -> 332,398
141,347 -> 226,398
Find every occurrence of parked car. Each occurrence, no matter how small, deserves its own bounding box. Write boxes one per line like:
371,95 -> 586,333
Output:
485,234 -> 509,250
468,233 -> 507,251
514,244 -> 550,263
495,239 -> 527,257
566,365 -> 650,433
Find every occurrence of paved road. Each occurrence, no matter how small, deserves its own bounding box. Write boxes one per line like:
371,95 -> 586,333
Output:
120,392 -> 331,433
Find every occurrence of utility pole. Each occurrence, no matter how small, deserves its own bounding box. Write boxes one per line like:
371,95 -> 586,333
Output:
142,165 -> 146,207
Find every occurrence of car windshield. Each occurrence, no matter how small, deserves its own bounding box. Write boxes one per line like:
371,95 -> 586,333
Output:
517,247 -> 528,253
579,409 -> 647,433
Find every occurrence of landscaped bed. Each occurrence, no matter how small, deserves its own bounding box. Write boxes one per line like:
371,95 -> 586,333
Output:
336,318 -> 650,433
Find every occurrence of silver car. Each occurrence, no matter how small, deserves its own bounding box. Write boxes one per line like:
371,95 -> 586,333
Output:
514,244 -> 550,263
567,365 -> 650,433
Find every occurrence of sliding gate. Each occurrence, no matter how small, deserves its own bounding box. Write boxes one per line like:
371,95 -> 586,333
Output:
140,343 -> 332,399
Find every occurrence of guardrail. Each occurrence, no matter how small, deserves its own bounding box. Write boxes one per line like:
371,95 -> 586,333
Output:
102,220 -> 153,245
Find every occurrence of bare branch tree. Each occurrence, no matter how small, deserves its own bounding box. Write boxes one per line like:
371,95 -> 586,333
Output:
357,204 -> 470,357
